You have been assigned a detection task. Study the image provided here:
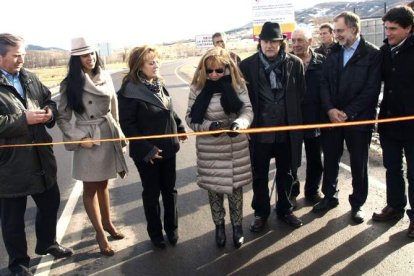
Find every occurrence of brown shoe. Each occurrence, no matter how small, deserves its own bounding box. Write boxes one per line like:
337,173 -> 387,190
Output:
372,206 -> 404,222
408,222 -> 414,239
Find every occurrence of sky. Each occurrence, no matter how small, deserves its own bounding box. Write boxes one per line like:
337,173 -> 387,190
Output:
1,0 -> 359,50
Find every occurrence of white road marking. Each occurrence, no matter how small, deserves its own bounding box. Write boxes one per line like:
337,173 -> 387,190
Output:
33,63 -> 387,275
339,162 -> 385,189
174,64 -> 190,85
34,180 -> 83,276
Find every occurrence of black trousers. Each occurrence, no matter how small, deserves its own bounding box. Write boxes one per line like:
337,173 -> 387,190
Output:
380,135 -> 414,220
251,141 -> 293,218
291,136 -> 323,198
0,183 -> 60,272
134,156 -> 178,241
321,128 -> 371,209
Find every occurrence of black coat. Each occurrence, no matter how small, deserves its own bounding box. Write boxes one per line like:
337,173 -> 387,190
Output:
117,82 -> 185,162
379,35 -> 414,140
0,68 -> 57,198
320,37 -> 381,131
239,52 -> 305,170
303,50 -> 326,138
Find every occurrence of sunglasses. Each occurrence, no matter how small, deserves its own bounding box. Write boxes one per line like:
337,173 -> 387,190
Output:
206,68 -> 225,74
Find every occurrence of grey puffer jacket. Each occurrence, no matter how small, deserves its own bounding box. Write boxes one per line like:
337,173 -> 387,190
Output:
185,83 -> 253,194
0,68 -> 57,198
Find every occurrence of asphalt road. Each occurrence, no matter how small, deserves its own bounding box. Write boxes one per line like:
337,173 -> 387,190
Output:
1,58 -> 413,276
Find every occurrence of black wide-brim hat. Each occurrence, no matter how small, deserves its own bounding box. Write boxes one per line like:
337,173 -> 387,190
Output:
259,22 -> 286,41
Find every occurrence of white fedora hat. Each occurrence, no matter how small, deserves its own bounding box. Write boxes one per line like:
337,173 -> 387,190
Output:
70,37 -> 96,56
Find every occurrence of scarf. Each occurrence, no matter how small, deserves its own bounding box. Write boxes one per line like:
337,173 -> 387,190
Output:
138,76 -> 162,93
259,48 -> 286,90
189,75 -> 243,124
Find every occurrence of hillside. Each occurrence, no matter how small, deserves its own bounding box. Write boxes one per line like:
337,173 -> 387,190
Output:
295,0 -> 405,24
26,44 -> 66,52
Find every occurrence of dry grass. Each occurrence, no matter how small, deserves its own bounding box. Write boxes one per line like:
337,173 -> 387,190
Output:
28,66 -> 67,88
28,62 -> 127,88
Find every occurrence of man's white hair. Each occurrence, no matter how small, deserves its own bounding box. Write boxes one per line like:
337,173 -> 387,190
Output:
292,27 -> 313,40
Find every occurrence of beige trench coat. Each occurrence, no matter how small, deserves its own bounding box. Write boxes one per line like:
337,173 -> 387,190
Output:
57,71 -> 127,181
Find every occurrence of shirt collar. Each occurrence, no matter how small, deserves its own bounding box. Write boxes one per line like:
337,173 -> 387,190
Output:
0,68 -> 20,79
343,36 -> 360,51
391,37 -> 408,51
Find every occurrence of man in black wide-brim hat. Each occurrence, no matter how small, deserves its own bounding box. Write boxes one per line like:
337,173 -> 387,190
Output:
239,22 -> 306,232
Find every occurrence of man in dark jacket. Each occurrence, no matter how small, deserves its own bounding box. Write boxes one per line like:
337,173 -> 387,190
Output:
312,12 -> 381,224
0,33 -> 72,275
239,22 -> 305,232
315,23 -> 336,56
290,27 -> 325,206
372,6 -> 414,238
212,32 -> 241,65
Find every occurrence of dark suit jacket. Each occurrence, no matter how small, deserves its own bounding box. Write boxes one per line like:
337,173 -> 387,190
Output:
239,51 -> 305,169
379,35 -> 414,140
303,50 -> 326,138
320,37 -> 381,131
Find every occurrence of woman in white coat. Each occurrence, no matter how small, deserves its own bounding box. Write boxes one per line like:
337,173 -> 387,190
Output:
57,37 -> 128,256
186,47 -> 253,248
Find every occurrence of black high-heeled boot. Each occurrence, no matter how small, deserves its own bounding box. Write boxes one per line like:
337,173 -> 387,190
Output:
232,225 -> 244,249
215,223 -> 226,248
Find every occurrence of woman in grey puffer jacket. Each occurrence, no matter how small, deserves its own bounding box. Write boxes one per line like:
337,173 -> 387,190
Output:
186,47 -> 253,249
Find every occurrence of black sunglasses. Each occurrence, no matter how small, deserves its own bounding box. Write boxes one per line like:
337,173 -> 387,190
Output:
206,68 -> 225,74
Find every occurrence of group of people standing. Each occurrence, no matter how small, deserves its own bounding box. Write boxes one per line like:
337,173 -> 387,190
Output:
189,4 -> 414,251
1,3 -> 414,276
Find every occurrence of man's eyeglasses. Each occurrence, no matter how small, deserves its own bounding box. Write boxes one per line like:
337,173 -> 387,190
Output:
333,28 -> 345,34
206,68 -> 225,74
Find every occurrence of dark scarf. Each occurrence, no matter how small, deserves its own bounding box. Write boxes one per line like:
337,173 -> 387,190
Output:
259,48 -> 286,90
189,75 -> 244,124
139,76 -> 162,93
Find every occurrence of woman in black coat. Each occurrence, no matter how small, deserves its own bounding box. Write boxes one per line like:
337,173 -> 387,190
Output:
118,46 -> 187,249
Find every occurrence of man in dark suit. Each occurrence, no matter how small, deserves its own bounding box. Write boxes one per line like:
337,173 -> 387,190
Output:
372,6 -> 414,238
239,22 -> 306,232
312,12 -> 381,224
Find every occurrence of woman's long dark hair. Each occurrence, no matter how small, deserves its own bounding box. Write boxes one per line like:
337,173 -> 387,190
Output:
65,52 -> 103,113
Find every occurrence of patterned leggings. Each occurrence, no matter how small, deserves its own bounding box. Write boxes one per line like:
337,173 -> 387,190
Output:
208,187 -> 243,226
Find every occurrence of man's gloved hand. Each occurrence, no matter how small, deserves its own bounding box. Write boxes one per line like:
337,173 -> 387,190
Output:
227,122 -> 240,137
209,121 -> 222,137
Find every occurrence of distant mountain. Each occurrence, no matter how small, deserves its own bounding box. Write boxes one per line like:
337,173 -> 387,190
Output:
223,0 -> 405,34
26,44 -> 66,52
295,0 -> 405,24
220,0 -> 406,43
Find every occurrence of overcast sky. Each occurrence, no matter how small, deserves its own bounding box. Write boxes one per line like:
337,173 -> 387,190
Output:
1,0 -> 360,49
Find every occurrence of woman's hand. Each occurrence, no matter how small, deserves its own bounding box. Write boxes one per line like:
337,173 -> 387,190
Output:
80,138 -> 94,148
150,149 -> 163,164
178,134 -> 188,142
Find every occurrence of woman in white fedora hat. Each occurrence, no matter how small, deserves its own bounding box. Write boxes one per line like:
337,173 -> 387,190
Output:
57,37 -> 128,256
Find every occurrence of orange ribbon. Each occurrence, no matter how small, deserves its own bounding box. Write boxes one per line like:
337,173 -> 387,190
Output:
1,115 -> 414,148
